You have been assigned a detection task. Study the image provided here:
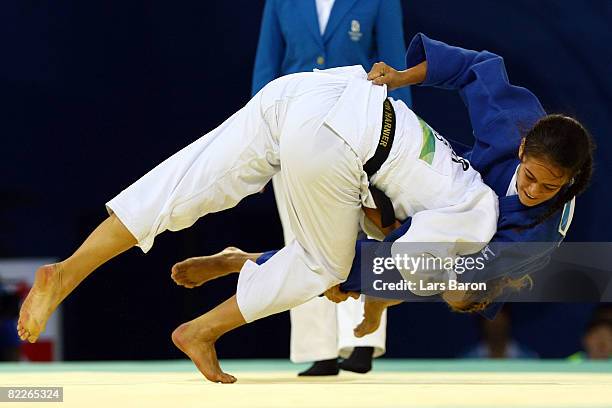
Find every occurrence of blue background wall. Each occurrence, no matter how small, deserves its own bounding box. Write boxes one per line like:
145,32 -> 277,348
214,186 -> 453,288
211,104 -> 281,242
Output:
1,1 -> 610,359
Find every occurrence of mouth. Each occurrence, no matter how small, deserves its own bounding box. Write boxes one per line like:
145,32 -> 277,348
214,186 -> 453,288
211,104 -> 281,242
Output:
522,190 -> 537,201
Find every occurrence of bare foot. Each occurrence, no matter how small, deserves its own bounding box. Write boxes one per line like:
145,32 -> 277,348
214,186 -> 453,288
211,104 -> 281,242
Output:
17,264 -> 63,343
354,297 -> 402,338
171,247 -> 248,289
171,323 -> 236,384
323,285 -> 360,303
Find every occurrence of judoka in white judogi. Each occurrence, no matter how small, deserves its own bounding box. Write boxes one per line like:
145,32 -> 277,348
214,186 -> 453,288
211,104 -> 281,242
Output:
106,66 -> 498,323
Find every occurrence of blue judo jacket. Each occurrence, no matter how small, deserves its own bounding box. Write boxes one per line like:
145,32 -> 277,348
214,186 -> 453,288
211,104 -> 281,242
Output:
256,34 -> 576,317
406,33 -> 574,244
342,34 -> 576,317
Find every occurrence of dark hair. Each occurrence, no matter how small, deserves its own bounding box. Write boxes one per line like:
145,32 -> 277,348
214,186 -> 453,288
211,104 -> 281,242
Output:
592,303 -> 612,320
522,114 -> 595,227
585,304 -> 612,334
443,275 -> 532,314
446,116 -> 594,313
585,318 -> 612,335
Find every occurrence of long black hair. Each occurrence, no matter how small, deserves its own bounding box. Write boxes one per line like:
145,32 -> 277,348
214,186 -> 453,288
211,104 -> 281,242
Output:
443,275 -> 532,314
446,115 -> 596,314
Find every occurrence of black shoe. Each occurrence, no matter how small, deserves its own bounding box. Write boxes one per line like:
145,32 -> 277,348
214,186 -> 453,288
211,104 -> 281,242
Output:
339,347 -> 374,374
298,359 -> 339,376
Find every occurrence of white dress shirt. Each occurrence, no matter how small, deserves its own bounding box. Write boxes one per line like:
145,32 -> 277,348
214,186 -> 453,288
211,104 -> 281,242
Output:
315,0 -> 336,34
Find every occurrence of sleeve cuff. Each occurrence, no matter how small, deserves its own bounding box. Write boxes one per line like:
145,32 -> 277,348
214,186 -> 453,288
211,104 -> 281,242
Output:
406,32 -> 440,86
406,33 -> 427,68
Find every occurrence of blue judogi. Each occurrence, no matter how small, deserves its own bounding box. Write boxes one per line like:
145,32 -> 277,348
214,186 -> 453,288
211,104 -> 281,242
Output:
256,34 -> 576,317
252,0 -> 412,106
341,34 -> 576,317
405,33 -> 573,244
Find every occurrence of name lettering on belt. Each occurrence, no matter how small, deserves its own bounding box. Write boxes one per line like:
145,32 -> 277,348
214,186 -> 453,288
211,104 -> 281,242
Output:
380,101 -> 393,148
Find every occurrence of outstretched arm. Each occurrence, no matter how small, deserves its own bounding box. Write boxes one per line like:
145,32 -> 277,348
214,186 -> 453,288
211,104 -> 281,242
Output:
367,60 -> 427,90
367,33 -> 546,164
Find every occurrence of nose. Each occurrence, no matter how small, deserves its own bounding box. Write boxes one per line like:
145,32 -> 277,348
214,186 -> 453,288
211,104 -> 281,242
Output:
526,183 -> 539,198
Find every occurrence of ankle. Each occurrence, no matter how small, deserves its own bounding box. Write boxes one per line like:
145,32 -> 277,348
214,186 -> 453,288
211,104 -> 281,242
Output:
350,346 -> 374,360
364,301 -> 385,315
183,320 -> 221,343
53,261 -> 79,299
339,348 -> 373,373
223,247 -> 250,272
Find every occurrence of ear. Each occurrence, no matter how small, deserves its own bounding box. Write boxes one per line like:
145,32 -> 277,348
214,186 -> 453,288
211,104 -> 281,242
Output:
518,138 -> 526,160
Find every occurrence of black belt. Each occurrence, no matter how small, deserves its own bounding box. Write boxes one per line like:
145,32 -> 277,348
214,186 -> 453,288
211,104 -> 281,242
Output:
363,98 -> 396,229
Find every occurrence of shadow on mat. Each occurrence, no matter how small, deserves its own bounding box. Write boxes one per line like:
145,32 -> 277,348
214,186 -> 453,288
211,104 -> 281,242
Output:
185,377 -> 371,384
184,377 -> 565,385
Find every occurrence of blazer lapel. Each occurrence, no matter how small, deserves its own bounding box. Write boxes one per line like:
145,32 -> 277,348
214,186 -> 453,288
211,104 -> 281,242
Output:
297,1 -> 325,48
323,0 -> 358,43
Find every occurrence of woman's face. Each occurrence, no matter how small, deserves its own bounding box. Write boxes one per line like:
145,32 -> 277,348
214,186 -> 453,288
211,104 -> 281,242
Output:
517,142 -> 570,207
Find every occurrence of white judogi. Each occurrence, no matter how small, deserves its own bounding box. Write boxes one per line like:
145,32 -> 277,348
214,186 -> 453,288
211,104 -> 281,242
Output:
283,185 -> 388,362
290,295 -> 388,362
106,66 -> 498,324
274,117 -> 387,361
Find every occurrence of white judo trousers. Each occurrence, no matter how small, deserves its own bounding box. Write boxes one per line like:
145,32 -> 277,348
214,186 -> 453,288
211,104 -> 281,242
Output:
107,69 -> 376,322
106,66 -> 498,327
274,178 -> 387,362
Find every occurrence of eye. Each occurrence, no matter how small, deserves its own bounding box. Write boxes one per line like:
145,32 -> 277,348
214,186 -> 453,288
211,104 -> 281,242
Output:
525,172 -> 536,181
544,185 -> 559,192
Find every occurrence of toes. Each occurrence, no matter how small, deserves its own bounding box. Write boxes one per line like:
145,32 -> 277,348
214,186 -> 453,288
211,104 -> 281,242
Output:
171,265 -> 181,278
176,281 -> 194,288
171,266 -> 188,286
215,373 -> 237,384
172,261 -> 188,275
354,324 -> 369,338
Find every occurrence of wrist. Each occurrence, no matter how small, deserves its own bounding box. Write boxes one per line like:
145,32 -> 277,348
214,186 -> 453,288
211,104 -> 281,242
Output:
400,61 -> 427,86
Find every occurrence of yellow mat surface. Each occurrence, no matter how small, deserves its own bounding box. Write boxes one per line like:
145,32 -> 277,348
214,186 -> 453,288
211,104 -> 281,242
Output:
1,360 -> 611,408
